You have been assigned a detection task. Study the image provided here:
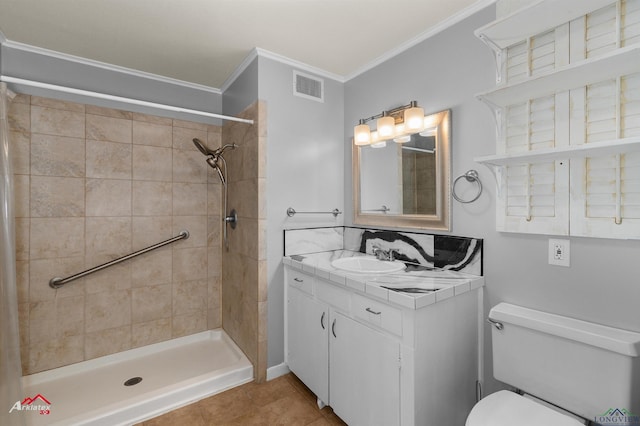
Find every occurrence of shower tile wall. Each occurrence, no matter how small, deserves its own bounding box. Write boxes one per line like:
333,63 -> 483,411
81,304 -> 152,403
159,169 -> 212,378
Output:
222,100 -> 267,382
9,94 -> 224,374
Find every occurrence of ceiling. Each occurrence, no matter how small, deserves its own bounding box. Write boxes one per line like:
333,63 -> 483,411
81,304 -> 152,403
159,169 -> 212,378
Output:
0,0 -> 489,89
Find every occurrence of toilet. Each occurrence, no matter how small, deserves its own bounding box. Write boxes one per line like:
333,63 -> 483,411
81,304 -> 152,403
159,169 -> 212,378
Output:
467,303 -> 640,426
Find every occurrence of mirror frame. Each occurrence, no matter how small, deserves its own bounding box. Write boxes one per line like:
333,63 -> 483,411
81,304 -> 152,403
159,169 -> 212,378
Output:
353,109 -> 451,230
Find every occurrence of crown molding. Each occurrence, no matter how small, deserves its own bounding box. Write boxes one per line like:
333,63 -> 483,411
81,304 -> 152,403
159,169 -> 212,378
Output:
344,0 -> 497,82
1,40 -> 222,94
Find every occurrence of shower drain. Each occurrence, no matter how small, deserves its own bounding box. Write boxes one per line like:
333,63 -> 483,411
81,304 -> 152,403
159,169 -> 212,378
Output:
124,377 -> 143,386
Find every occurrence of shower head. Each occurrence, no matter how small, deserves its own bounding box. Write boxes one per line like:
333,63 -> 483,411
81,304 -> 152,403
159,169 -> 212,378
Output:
192,138 -> 216,156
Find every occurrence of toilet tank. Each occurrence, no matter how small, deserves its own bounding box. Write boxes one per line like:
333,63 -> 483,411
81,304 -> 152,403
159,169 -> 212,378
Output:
489,303 -> 640,422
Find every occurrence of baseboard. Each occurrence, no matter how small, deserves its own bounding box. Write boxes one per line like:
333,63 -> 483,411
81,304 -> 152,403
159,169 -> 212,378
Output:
266,363 -> 290,381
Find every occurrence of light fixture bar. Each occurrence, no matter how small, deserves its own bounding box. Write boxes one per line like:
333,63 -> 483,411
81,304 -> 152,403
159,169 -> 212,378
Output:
354,100 -> 426,146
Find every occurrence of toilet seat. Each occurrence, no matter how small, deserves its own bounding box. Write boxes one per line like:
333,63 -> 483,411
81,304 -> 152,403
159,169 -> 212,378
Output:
466,391 -> 585,426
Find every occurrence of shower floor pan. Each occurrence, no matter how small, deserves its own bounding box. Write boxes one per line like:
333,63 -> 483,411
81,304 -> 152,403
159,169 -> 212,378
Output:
22,329 -> 253,426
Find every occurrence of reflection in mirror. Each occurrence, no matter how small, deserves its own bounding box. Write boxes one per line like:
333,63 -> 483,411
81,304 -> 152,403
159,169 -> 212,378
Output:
353,109 -> 450,230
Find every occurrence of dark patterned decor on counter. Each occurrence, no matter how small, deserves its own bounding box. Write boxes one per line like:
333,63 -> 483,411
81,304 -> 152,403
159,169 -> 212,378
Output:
285,227 -> 482,276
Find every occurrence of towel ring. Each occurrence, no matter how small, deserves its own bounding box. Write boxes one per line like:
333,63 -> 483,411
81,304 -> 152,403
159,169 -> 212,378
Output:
452,170 -> 482,203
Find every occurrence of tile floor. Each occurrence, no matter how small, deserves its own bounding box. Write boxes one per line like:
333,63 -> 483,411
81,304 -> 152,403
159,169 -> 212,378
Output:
137,373 -> 347,425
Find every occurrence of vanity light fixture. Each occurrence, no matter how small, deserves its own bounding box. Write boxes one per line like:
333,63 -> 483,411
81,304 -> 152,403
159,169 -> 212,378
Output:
353,101 -> 426,146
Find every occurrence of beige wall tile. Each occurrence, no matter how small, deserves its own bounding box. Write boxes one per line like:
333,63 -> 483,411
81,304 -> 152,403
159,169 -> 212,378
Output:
28,335 -> 84,374
173,247 -> 207,282
173,149 -> 207,183
131,248 -> 172,287
207,215 -> 222,248
132,284 -> 171,323
83,257 -> 132,294
86,114 -> 132,144
10,130 -> 30,175
85,217 -> 132,257
85,105 -> 132,120
172,311 -> 207,338
132,216 -> 172,248
31,96 -> 85,112
30,176 -> 85,217
85,325 -> 131,359
173,126 -> 207,152
18,303 -> 29,349
31,134 -> 85,177
30,217 -> 84,259
173,182 -> 207,215
132,318 -> 171,348
173,279 -> 207,316
132,112 -> 172,126
29,295 -> 84,343
9,102 -> 30,132
31,106 -> 85,138
133,145 -> 173,181
15,217 -> 29,261
13,174 -> 29,218
172,215 -> 207,248
133,120 -> 172,147
207,180 -> 222,212
85,289 -> 131,333
132,181 -> 172,216
86,179 -> 132,217
86,140 -> 132,179
29,257 -> 85,302
16,260 -> 29,304
173,119 -> 208,132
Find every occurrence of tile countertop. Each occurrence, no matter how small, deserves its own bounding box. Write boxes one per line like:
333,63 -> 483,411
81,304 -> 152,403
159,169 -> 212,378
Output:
283,250 -> 484,310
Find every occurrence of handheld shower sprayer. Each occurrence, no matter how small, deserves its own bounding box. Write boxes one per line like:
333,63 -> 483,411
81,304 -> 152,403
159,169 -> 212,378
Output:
191,137 -> 238,249
192,138 -> 237,185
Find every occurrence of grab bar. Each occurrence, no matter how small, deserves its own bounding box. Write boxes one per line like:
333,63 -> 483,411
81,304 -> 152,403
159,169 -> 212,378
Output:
49,230 -> 189,289
286,207 -> 342,217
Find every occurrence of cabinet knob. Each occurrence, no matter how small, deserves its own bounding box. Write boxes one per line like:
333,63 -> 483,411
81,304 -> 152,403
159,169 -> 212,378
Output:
332,319 -> 337,338
320,311 -> 326,330
294,277 -> 303,282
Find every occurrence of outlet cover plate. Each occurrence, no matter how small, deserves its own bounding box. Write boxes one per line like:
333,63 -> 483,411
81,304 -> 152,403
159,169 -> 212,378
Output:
548,238 -> 570,267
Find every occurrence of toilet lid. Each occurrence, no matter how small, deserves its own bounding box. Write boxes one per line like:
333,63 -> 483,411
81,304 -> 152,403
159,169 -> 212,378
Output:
466,391 -> 584,426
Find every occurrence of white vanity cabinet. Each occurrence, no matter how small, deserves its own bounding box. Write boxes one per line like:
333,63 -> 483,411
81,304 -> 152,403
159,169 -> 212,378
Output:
329,310 -> 401,426
284,264 -> 482,426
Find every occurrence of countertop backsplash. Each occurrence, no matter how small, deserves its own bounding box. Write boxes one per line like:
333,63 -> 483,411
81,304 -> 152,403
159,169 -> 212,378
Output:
284,226 -> 482,276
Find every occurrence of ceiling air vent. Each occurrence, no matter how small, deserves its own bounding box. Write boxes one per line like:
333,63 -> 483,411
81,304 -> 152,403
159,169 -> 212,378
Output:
293,70 -> 324,102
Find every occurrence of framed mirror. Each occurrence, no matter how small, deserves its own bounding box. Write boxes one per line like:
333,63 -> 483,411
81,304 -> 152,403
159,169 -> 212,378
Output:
353,109 -> 450,230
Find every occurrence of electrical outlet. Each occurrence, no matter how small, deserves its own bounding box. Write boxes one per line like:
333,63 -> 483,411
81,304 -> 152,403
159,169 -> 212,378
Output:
548,238 -> 570,267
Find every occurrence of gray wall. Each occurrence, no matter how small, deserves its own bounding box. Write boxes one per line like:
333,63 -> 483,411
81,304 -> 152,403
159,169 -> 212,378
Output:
345,4 -> 640,396
1,43 -> 223,124
257,56 -> 345,369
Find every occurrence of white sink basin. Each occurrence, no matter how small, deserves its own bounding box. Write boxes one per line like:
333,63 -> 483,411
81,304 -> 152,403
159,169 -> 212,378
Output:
331,256 -> 406,274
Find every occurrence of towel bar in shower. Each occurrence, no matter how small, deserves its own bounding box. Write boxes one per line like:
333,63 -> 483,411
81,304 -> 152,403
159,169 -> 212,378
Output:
49,230 -> 189,289
286,207 -> 342,217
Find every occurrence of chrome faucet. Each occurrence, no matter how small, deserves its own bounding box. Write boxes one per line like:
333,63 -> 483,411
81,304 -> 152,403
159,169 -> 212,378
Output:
372,245 -> 399,261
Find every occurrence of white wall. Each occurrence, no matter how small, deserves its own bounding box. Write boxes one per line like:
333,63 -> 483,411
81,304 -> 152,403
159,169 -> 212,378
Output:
345,4 -> 640,396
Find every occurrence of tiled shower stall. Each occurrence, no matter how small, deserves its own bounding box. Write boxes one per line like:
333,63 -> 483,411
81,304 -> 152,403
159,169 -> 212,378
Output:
9,94 -> 267,381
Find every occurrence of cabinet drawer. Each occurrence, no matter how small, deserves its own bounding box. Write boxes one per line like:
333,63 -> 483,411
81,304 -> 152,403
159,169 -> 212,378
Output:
353,294 -> 402,336
287,270 -> 314,295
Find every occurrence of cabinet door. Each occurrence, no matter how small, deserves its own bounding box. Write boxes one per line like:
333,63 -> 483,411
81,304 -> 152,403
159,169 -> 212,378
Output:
329,311 -> 400,426
287,286 -> 329,403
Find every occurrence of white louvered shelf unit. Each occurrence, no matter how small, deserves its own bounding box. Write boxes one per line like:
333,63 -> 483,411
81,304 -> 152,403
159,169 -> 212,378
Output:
474,0 -> 640,238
